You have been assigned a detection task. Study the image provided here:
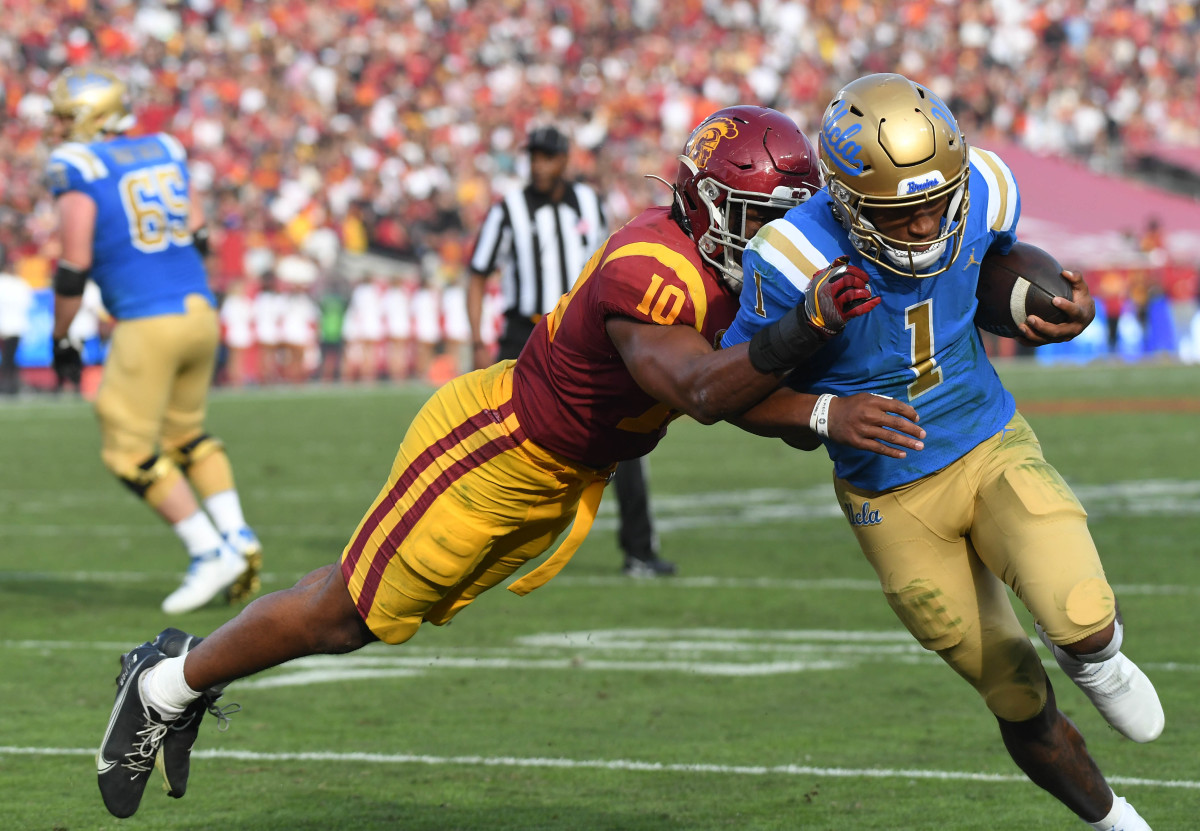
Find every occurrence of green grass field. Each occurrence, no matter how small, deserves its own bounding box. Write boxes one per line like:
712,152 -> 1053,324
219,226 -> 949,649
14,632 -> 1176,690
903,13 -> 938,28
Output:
2,361 -> 1199,830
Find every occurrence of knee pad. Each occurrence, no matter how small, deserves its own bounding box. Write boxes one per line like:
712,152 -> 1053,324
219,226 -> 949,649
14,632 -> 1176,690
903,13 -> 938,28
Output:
1063,575 -> 1116,632
165,433 -> 224,472
1038,576 -> 1118,648
109,453 -> 181,505
984,680 -> 1048,723
980,640 -> 1049,722
169,433 -> 234,500
940,633 -> 1047,723
883,582 -> 964,653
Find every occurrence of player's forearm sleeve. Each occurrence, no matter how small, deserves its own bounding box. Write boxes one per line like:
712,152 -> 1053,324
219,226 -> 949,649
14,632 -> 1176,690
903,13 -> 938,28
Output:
747,305 -> 824,374
53,262 -> 89,297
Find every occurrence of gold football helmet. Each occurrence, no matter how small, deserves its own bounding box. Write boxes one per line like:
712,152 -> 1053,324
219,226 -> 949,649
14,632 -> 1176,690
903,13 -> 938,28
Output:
49,68 -> 133,142
818,73 -> 970,277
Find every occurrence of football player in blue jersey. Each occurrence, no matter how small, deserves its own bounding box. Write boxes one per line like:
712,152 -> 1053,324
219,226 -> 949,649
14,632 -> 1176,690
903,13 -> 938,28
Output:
46,68 -> 262,615
723,74 -> 1160,831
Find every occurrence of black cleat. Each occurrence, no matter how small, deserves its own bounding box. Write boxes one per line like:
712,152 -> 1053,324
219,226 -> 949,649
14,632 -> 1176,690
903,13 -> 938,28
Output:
97,643 -> 171,818
151,628 -> 237,799
622,555 -> 677,578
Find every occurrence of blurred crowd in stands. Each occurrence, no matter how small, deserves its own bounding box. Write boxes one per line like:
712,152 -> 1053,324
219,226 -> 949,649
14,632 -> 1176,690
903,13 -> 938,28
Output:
3,0 -> 1200,390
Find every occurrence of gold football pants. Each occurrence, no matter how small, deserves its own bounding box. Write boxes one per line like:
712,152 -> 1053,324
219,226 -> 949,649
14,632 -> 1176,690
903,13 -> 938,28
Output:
834,411 -> 1115,722
94,295 -> 220,500
340,360 -> 611,645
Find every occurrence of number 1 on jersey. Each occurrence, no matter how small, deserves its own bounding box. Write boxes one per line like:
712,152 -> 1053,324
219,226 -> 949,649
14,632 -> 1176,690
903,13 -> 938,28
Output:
905,299 -> 944,400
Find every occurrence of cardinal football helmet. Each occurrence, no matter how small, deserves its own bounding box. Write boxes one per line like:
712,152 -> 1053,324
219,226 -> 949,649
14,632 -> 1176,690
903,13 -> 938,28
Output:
674,106 -> 821,291
818,73 -> 970,278
49,68 -> 134,143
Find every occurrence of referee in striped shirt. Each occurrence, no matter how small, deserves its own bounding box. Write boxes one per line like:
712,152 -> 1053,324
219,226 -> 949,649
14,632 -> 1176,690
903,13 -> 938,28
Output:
466,125 -> 675,578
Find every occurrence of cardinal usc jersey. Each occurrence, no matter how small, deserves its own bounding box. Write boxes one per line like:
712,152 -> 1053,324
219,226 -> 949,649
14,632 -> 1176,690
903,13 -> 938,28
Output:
721,147 -> 1022,491
45,133 -> 213,320
513,206 -> 738,466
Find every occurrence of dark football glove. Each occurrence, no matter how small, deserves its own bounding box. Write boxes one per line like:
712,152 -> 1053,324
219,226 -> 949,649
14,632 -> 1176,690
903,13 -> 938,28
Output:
748,257 -> 880,374
52,335 -> 83,387
803,256 -> 879,338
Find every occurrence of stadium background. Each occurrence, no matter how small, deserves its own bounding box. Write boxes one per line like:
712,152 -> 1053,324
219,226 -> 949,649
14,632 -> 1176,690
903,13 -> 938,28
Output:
4,0 -> 1200,389
3,4 -> 1200,829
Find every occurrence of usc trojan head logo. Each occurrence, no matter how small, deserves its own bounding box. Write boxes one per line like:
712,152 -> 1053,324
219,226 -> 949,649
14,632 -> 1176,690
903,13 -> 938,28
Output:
685,117 -> 739,168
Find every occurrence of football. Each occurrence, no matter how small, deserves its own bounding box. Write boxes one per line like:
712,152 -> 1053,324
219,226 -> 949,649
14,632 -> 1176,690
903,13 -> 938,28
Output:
974,242 -> 1072,338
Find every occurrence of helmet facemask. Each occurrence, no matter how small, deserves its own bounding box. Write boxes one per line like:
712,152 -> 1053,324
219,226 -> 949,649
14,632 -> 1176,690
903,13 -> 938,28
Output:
826,164 -> 970,278
682,156 -> 809,292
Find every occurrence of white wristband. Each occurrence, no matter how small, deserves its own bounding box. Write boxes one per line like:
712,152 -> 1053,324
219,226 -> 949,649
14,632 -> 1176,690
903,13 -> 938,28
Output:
809,393 -> 835,438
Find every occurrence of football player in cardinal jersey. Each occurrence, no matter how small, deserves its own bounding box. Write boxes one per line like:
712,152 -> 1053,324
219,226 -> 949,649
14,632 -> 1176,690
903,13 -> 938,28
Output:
46,68 -> 262,617
94,106 -> 927,818
723,74 -> 1158,830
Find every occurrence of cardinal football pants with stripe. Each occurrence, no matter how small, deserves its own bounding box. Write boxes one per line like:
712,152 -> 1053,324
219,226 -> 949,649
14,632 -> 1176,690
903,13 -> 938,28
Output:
340,360 -> 610,644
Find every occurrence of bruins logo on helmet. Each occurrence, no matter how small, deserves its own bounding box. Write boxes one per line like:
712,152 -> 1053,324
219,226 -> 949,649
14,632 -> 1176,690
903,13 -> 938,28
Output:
684,117 -> 739,169
821,102 -> 865,176
50,68 -> 133,143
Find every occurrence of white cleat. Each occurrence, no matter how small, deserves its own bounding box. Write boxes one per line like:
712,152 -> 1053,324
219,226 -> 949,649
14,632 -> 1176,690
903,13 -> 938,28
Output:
162,546 -> 248,614
1036,624 -> 1165,743
1115,801 -> 1153,831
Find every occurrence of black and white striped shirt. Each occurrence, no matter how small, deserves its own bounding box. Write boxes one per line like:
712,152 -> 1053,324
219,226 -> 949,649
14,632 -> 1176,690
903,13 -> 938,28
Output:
468,182 -> 608,317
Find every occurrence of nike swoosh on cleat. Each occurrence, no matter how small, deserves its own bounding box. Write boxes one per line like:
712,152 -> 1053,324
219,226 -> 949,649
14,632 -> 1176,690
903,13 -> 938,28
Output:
97,753 -> 118,774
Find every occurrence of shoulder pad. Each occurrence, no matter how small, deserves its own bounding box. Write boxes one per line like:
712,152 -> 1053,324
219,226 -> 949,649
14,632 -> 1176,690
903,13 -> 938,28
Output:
969,147 -> 1019,233
748,219 -> 831,294
47,142 -> 110,193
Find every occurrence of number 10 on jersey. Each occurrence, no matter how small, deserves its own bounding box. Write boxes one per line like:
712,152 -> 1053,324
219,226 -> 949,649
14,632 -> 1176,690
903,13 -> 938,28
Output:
636,274 -> 685,325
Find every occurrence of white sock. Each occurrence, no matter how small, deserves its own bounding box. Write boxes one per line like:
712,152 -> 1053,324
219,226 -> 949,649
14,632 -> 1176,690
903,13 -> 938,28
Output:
1087,791 -> 1149,830
140,656 -> 201,718
173,511 -> 225,556
204,490 -> 247,535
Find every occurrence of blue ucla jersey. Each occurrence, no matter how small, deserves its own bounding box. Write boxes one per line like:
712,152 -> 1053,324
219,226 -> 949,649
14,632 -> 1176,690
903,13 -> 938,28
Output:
722,147 -> 1022,490
45,133 -> 213,320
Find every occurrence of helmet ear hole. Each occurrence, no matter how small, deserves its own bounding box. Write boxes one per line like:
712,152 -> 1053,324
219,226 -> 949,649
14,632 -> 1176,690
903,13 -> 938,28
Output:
670,190 -> 693,237
681,183 -> 699,213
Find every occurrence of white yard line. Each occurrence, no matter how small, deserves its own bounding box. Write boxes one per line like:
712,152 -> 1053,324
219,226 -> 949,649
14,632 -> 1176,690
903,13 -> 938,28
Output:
9,479 -> 1200,522
0,744 -> 1195,790
3,630 -> 1196,683
2,569 -> 1199,598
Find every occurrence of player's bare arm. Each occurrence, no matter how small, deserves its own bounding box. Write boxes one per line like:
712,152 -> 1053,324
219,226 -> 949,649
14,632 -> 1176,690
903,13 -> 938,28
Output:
55,191 -> 97,269
466,271 -> 492,369
607,259 -> 881,425
1019,269 -> 1096,345
51,294 -> 83,342
608,256 -> 882,424
606,317 -> 781,424
52,191 -> 98,340
188,185 -> 211,256
731,388 -> 925,459
187,186 -> 207,234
